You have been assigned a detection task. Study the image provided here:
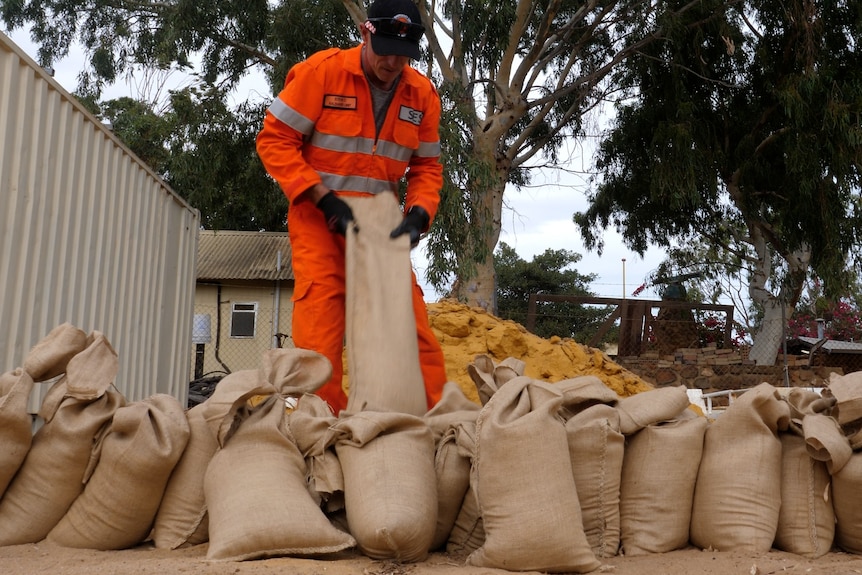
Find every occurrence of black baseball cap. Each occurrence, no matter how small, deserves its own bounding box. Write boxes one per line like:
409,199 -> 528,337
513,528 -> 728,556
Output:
365,0 -> 425,60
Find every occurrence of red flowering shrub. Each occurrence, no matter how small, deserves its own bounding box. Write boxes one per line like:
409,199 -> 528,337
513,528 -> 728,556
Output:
789,300 -> 862,341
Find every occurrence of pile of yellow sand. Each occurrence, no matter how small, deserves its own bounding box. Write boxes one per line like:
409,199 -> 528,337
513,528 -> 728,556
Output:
427,299 -> 653,402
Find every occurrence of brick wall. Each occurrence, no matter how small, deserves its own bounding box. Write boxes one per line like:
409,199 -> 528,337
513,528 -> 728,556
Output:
615,343 -> 844,405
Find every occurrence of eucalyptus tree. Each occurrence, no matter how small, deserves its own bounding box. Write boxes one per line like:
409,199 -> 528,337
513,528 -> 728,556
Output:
495,242 -> 609,342
574,0 -> 862,364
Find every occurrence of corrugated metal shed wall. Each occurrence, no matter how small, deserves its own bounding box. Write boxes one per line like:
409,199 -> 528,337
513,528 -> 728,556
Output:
0,32 -> 199,410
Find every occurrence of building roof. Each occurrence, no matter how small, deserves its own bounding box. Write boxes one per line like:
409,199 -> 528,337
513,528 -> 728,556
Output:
788,336 -> 862,355
197,230 -> 293,281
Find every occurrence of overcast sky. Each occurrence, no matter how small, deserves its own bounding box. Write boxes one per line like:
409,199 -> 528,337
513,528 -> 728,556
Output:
6,28 -> 666,302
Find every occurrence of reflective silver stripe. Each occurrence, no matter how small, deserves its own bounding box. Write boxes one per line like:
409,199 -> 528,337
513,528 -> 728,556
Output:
268,98 -> 315,135
320,172 -> 397,194
375,140 -> 413,163
415,140 -> 441,158
312,132 -> 375,155
311,131 -> 415,163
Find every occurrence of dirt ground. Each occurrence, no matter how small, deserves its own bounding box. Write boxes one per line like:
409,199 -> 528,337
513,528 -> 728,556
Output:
2,543 -> 862,575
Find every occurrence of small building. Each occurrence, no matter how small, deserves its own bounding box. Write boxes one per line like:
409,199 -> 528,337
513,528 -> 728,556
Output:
191,230 -> 294,384
785,336 -> 862,375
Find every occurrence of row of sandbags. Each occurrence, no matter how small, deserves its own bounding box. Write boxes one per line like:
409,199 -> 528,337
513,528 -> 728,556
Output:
0,324 -> 189,549
458,356 -> 862,566
2,324 -> 860,572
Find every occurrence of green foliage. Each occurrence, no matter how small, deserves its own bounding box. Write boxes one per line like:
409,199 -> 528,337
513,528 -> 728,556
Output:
16,0 -> 858,312
265,0 -> 360,95
2,0 -> 280,96
575,0 -> 862,301
494,242 -> 615,344
163,87 -> 287,231
89,85 -> 286,231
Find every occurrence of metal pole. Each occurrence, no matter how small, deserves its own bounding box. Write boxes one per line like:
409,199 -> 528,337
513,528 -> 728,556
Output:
781,292 -> 790,387
272,250 -> 282,348
622,258 -> 627,299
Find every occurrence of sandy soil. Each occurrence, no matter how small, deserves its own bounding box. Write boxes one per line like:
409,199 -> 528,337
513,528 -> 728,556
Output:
2,543 -> 862,575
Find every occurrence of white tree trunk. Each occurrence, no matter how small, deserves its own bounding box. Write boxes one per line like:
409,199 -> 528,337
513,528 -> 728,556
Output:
745,227 -> 809,365
453,131 -> 506,313
458,256 -> 497,311
747,299 -> 786,365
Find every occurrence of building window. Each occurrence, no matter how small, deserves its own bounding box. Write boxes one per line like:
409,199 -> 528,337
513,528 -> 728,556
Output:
230,302 -> 257,338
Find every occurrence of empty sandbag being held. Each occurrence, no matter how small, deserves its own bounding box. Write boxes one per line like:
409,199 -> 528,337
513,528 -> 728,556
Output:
342,193 -> 435,417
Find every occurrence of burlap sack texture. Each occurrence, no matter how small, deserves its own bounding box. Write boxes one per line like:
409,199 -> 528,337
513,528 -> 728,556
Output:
690,382 -> 791,553
445,422 -> 484,557
620,410 -> 707,556
825,370 -> 862,554
553,375 -> 621,559
151,368 -> 270,551
0,331 -> 124,546
431,420 -> 476,551
329,411 -> 438,562
774,386 -> 850,558
774,425 -> 834,558
205,393 -> 355,561
616,384 -> 692,435
424,380 -> 481,442
15,322 -> 862,566
204,348 -> 353,561
467,354 -> 526,406
287,392 -> 344,512
153,348 -> 333,552
342,193 -> 426,416
467,375 -> 601,573
22,323 -> 90,381
834,451 -> 862,553
47,394 -> 190,550
828,371 -> 862,425
0,368 -> 36,496
0,323 -> 88,495
150,401 -> 217,549
566,403 -> 624,558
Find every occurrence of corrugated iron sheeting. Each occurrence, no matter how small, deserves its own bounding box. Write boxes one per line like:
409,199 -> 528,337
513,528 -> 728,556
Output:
197,230 -> 293,281
0,32 -> 200,410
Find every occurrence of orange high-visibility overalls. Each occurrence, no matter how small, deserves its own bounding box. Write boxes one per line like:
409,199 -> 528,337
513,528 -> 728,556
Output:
256,44 -> 447,414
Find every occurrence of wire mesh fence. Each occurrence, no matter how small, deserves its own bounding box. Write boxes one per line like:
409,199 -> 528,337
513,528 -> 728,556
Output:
188,284 -> 295,406
520,294 -> 862,375
184,288 -> 862,405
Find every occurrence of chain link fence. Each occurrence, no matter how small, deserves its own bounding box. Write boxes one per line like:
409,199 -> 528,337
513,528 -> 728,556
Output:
522,294 -> 862,375
185,289 -> 862,404
188,284 -> 294,406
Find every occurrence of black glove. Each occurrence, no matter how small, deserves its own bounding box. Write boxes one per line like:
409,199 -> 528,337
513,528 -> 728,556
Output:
390,206 -> 430,247
316,191 -> 355,236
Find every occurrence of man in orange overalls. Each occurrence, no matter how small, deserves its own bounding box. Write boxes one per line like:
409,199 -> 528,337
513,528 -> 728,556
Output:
256,0 -> 447,414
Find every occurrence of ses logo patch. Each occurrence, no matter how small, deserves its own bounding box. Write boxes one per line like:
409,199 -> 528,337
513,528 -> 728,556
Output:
399,105 -> 423,126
